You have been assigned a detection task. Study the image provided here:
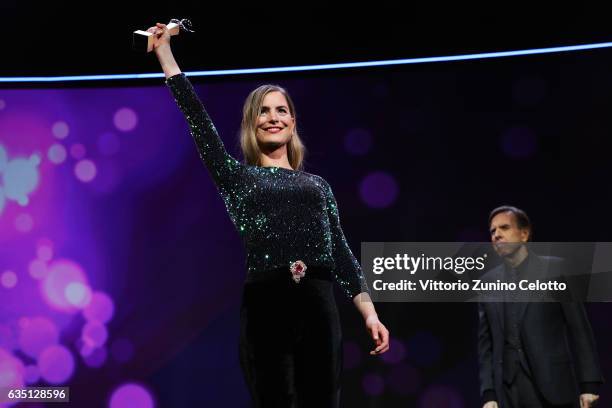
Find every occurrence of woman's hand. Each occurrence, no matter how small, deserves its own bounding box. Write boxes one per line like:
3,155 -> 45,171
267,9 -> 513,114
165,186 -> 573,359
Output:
146,23 -> 172,52
145,22 -> 181,79
365,314 -> 389,355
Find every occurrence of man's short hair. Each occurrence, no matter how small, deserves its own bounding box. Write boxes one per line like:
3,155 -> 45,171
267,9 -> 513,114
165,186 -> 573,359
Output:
488,205 -> 532,240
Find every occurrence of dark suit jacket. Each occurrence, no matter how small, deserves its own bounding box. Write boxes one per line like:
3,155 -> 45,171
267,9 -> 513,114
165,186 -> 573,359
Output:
478,254 -> 603,406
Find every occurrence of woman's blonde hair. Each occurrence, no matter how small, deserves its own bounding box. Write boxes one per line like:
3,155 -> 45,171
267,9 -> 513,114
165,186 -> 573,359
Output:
240,84 -> 305,170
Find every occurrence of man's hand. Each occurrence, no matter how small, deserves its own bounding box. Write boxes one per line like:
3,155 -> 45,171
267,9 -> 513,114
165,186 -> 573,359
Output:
483,402 -> 498,408
580,393 -> 599,408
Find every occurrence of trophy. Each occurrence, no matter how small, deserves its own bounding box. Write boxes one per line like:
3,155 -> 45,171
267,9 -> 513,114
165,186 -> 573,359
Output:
133,18 -> 194,53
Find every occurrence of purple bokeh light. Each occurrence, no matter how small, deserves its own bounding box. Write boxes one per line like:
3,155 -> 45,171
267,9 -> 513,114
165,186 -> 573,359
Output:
1,271 -> 17,289
344,128 -> 373,156
83,292 -> 115,324
51,122 -> 69,139
74,159 -> 97,183
69,143 -> 87,160
83,346 -> 107,368
17,317 -> 59,359
47,144 -> 67,165
109,383 -> 155,408
359,171 -> 399,209
500,126 -> 538,159
81,321 -> 108,348
38,345 -> 75,384
362,373 -> 385,396
113,108 -> 138,132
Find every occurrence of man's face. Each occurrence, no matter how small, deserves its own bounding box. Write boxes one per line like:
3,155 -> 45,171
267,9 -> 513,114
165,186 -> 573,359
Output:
489,211 -> 530,257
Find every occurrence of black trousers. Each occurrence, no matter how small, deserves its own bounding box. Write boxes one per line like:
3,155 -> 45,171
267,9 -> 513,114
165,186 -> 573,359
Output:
503,364 -> 575,408
239,267 -> 342,408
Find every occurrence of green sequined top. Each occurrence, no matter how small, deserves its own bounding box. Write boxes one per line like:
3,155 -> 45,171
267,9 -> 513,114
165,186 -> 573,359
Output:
165,73 -> 368,299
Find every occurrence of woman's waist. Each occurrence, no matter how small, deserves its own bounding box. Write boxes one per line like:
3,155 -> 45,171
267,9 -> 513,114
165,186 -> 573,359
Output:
245,262 -> 334,284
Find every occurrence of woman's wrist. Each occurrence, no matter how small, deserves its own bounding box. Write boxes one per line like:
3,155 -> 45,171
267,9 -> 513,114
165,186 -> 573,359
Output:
155,45 -> 182,79
154,43 -> 172,57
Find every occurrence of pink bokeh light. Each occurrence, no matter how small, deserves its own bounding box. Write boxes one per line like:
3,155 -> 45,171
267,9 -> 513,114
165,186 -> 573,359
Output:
0,347 -> 25,390
113,108 -> 138,132
109,383 -> 154,408
51,122 -> 69,139
28,259 -> 48,280
81,321 -> 108,348
83,292 -> 115,324
38,345 -> 74,384
74,159 -> 97,183
0,271 -> 17,289
41,259 -> 90,312
17,317 -> 59,359
36,240 -> 54,262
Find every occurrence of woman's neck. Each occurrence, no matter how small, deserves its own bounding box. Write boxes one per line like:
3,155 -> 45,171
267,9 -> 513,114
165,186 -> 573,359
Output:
259,146 -> 293,170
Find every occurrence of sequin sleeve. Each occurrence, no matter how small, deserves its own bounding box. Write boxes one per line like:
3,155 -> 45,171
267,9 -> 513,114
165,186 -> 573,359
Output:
322,179 -> 369,299
165,73 -> 243,190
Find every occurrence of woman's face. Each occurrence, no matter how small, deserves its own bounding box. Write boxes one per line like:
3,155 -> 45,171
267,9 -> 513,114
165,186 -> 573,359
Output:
256,91 -> 294,147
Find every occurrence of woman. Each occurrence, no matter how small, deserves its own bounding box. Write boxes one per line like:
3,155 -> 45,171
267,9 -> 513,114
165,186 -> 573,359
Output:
148,22 -> 389,407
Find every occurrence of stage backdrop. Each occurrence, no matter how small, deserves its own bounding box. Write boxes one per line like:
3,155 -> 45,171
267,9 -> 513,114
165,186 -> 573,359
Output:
1,49 -> 611,407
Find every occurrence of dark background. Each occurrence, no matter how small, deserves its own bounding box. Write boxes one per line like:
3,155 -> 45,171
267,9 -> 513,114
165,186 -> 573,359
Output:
2,4 -> 612,408
0,5 -> 611,77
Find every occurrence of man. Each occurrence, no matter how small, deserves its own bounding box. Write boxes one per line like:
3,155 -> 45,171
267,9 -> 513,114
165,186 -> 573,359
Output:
478,205 -> 603,408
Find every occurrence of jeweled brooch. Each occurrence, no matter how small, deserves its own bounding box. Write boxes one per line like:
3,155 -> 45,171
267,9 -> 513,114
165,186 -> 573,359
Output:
290,260 -> 307,283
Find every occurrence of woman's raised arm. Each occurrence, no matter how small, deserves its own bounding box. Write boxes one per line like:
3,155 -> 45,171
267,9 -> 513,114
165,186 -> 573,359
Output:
147,22 -> 243,191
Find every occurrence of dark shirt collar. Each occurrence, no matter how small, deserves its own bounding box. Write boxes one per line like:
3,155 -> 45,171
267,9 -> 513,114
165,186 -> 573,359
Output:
503,250 -> 530,278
